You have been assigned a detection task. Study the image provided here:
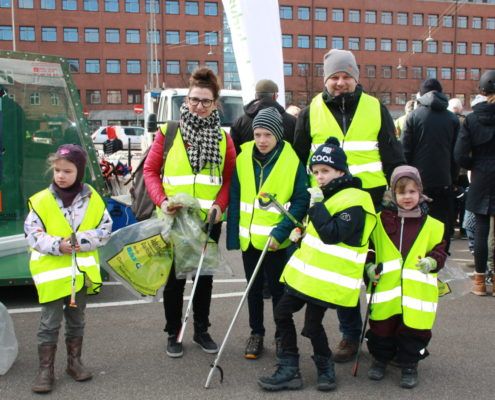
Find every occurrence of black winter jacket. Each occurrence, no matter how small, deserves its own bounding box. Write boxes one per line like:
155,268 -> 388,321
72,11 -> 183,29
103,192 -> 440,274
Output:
293,85 -> 404,206
402,91 -> 460,189
230,98 -> 296,154
454,101 -> 495,215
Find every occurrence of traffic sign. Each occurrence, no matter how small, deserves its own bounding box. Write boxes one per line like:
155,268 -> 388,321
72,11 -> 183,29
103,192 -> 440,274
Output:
134,105 -> 144,114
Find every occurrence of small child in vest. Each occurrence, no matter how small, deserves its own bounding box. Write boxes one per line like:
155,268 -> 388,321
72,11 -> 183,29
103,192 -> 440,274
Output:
365,165 -> 447,389
226,107 -> 309,359
258,137 -> 376,392
24,144 -> 112,394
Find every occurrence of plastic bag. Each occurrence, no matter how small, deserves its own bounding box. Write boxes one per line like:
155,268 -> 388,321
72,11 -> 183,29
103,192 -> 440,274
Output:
99,217 -> 173,299
438,259 -> 471,300
0,302 -> 18,375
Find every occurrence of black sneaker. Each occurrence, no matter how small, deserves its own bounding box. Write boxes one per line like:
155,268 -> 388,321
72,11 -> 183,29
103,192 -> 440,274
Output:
193,332 -> 218,354
400,366 -> 418,389
368,358 -> 387,381
245,334 -> 264,359
166,335 -> 183,358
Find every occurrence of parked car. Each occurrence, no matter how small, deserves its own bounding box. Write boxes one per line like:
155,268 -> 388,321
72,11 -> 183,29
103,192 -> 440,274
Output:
91,126 -> 145,150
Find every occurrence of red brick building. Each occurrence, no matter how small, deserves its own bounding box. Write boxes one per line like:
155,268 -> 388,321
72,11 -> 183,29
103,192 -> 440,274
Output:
1,0 -> 494,126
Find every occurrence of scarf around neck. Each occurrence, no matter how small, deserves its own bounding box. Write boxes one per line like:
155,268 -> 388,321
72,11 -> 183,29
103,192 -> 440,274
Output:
52,181 -> 84,208
179,103 -> 222,174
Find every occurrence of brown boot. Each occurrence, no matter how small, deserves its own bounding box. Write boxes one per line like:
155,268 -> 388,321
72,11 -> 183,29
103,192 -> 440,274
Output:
472,272 -> 487,296
331,339 -> 359,363
66,337 -> 92,381
32,343 -> 57,393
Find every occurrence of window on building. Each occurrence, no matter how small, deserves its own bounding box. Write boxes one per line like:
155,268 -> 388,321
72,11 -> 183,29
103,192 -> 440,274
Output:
105,29 -> 120,43
106,59 -> 121,74
314,63 -> 323,77
146,30 -> 160,44
166,60 -> 180,74
107,90 -> 122,104
365,10 -> 376,24
381,11 -> 392,25
86,89 -> 101,104
441,67 -> 452,80
443,15 -> 453,27
472,42 -> 481,55
166,31 -> 179,44
298,7 -> 310,20
282,34 -> 292,48
398,67 -> 407,79
186,60 -> 199,74
348,37 -> 360,50
284,63 -> 293,76
126,29 -> 140,43
63,27 -> 79,42
397,12 -> 408,25
126,59 -> 141,74
315,7 -> 327,21
204,2 -> 218,16
380,92 -> 391,105
472,16 -> 482,29
364,38 -> 376,51
470,68 -> 480,80
297,35 -> 310,48
428,14 -> 438,27
30,92 -> 40,105
412,40 -> 422,53
396,39 -> 407,52
382,66 -> 392,78
365,65 -> 376,78
279,5 -> 292,19
412,13 -> 423,26
125,0 -> 139,13
457,42 -> 467,54
185,1 -> 199,15
427,40 -> 437,53
41,0 -> 56,9
166,0 -> 179,14
456,68 -> 466,80
349,9 -> 360,23
332,8 -> 343,22
487,18 -> 495,30
298,63 -> 309,76
396,92 -> 407,105
127,89 -> 141,104
457,16 -> 468,28
67,59 -> 79,73
381,39 -> 392,52
85,28 -> 99,43
205,61 -> 218,74
331,36 -> 343,49
147,60 -> 161,74
85,59 -> 100,74
315,36 -> 327,49
205,32 -> 218,46
185,31 -> 199,45
104,0 -> 119,12
442,41 -> 453,54
20,26 -> 35,41
285,91 -> 292,105
19,0 -> 33,8
426,67 -> 437,79
41,27 -> 57,42
62,0 -> 77,10
486,43 -> 495,56
412,66 -> 423,79
145,0 -> 159,13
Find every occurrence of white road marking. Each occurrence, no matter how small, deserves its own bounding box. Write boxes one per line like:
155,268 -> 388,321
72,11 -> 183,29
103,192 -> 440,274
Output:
102,278 -> 247,286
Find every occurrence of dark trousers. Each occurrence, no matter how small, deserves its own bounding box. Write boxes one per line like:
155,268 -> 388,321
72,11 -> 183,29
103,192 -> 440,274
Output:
366,315 -> 432,366
424,186 -> 454,252
474,214 -> 495,274
242,245 -> 287,337
274,292 -> 331,358
336,302 -> 362,343
162,222 -> 221,336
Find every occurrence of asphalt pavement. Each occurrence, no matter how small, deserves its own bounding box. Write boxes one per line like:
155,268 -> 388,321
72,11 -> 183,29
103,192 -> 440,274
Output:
1,231 -> 494,400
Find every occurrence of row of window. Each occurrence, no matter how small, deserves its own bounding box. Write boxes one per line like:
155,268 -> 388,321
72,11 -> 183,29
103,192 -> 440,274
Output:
66,58 -> 218,75
279,5 -> 495,30
0,0 -> 218,15
281,34 -> 495,56
283,62 -> 483,82
86,89 -> 142,105
0,26 -> 219,45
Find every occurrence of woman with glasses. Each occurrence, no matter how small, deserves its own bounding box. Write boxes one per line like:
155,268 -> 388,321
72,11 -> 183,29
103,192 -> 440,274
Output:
144,67 -> 236,358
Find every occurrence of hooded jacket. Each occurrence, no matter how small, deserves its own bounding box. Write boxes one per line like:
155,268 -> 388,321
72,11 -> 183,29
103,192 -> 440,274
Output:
454,101 -> 495,215
230,97 -> 296,154
402,91 -> 460,189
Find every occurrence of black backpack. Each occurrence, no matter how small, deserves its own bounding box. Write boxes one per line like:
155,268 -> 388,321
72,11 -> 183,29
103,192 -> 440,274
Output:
129,121 -> 179,221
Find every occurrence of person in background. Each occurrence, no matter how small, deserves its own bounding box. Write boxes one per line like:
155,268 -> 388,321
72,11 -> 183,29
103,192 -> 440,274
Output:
394,100 -> 415,138
103,126 -> 123,155
286,104 -> 302,118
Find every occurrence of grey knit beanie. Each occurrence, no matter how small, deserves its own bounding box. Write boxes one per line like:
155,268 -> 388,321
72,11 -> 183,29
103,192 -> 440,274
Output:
323,49 -> 359,83
252,107 -> 284,142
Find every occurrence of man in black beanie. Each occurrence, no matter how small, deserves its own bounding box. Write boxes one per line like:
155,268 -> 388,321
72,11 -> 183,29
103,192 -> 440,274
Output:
402,78 -> 460,251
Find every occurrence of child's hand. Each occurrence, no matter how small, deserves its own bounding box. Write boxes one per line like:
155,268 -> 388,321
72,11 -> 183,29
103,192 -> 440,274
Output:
416,257 -> 437,274
307,187 -> 324,207
268,237 -> 280,251
289,227 -> 304,243
59,237 -> 80,254
365,263 -> 380,283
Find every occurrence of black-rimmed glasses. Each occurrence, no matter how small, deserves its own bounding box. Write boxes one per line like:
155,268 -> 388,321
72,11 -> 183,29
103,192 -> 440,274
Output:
187,96 -> 214,108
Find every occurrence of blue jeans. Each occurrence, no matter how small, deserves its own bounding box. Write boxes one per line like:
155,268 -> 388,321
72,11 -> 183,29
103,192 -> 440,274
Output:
336,301 -> 362,343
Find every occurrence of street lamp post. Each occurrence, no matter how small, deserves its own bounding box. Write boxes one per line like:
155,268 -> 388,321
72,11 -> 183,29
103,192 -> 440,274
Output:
11,0 -> 16,51
453,0 -> 458,97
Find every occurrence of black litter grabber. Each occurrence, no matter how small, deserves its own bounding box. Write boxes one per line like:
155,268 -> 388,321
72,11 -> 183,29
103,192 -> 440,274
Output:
177,208 -> 218,344
258,192 -> 304,230
352,262 -> 383,377
204,236 -> 272,389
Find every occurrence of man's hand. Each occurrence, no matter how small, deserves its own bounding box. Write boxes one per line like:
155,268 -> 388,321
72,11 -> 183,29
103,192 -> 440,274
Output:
416,257 -> 437,274
365,263 -> 380,283
161,200 -> 182,215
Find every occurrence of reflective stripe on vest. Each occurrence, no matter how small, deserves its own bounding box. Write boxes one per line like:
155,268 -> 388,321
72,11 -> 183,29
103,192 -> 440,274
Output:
237,141 -> 300,251
369,213 -> 444,329
309,92 -> 387,189
28,186 -> 105,304
161,125 -> 226,218
281,188 -> 376,307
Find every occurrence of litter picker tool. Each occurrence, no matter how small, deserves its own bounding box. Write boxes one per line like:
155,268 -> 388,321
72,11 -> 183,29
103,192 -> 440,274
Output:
258,192 -> 304,230
177,208 -> 218,344
69,232 -> 78,308
352,262 -> 383,376
204,236 -> 272,389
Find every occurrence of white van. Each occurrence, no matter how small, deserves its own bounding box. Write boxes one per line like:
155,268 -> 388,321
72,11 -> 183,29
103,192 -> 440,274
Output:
143,88 -> 244,149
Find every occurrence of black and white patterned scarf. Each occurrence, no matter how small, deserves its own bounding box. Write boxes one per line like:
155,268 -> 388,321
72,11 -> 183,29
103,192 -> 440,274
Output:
179,103 -> 223,174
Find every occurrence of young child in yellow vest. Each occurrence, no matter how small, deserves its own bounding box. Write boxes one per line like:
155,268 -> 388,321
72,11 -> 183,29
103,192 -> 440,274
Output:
226,107 -> 309,359
258,137 -> 376,392
24,144 -> 112,394
365,165 -> 447,389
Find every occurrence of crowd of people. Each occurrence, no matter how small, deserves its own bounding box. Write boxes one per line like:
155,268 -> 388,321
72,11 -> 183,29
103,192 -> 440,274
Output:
23,49 -> 495,394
